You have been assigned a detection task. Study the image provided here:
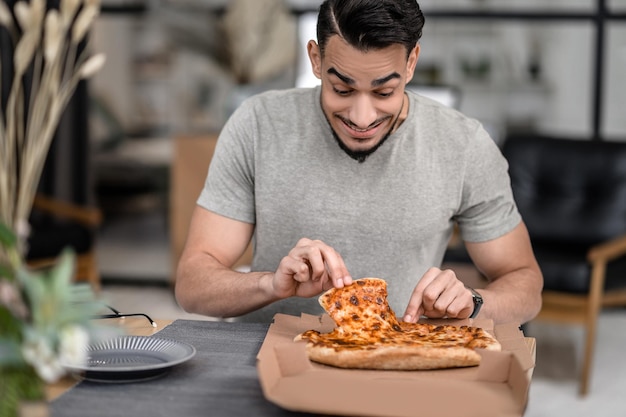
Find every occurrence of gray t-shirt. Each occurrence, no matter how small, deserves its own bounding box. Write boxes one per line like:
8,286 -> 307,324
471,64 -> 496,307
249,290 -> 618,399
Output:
198,86 -> 520,322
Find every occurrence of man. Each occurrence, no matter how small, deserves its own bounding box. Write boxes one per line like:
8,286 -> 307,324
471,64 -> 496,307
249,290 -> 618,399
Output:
175,0 -> 543,324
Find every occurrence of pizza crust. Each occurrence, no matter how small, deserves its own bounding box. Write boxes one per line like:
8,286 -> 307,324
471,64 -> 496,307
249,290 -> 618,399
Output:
295,277 -> 501,370
305,343 -> 482,370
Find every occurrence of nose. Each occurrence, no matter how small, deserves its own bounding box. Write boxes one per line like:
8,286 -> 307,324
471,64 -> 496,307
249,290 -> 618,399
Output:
348,94 -> 378,129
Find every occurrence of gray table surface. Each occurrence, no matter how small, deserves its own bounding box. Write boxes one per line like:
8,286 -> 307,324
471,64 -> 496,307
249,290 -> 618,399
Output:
50,319 -> 317,417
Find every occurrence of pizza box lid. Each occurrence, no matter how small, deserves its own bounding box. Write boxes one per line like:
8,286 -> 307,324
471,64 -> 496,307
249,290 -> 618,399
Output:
257,313 -> 536,417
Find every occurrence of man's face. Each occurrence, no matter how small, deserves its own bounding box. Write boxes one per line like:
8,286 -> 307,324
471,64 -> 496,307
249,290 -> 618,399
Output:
308,36 -> 419,157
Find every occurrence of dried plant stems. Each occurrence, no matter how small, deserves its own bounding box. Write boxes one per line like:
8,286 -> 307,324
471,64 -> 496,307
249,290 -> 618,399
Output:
0,0 -> 105,253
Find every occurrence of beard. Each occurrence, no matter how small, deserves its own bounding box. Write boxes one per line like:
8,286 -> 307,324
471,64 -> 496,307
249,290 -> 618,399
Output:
330,123 -> 394,163
324,94 -> 405,163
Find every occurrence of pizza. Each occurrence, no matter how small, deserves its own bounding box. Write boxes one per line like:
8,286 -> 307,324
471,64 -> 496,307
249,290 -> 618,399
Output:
294,277 -> 501,370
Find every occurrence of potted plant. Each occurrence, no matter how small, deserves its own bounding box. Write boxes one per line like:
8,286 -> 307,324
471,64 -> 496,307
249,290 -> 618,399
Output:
0,223 -> 102,416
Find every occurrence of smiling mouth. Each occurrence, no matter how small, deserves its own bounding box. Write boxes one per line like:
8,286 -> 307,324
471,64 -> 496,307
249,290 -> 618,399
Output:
339,117 -> 390,139
350,123 -> 381,133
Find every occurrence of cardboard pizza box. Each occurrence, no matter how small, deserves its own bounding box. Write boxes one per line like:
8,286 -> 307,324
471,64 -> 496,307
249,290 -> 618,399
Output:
257,313 -> 535,417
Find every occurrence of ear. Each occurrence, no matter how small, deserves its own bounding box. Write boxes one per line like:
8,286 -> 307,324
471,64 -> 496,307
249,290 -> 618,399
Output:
307,40 -> 323,80
405,44 -> 420,84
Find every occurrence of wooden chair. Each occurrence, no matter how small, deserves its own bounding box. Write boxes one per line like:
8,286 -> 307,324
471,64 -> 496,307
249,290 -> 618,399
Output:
26,194 -> 103,290
502,134 -> 626,396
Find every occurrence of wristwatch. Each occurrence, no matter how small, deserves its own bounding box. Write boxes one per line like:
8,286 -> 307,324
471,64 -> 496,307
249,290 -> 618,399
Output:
466,286 -> 483,319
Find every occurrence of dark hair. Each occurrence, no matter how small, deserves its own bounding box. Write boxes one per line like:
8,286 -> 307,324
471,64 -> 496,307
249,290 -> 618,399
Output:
316,0 -> 425,58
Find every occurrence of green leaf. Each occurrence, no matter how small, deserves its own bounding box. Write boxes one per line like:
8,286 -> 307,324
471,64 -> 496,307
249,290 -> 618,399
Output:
16,267 -> 47,327
0,365 -> 45,417
0,339 -> 24,366
0,263 -> 14,280
0,222 -> 17,250
0,306 -> 22,340
50,248 -> 76,291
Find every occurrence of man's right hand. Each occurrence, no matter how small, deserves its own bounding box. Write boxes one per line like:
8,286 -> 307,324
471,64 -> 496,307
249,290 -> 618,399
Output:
270,238 -> 353,299
177,209 -> 353,318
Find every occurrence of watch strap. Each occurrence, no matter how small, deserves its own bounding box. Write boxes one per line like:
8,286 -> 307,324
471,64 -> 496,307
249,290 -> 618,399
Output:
465,286 -> 483,319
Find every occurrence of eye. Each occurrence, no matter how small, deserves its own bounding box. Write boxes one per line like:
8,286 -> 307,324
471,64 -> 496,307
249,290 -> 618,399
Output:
332,86 -> 352,96
375,89 -> 394,98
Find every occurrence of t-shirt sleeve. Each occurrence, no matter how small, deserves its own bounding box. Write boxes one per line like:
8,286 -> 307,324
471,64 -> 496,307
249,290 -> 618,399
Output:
455,124 -> 521,242
196,101 -> 256,225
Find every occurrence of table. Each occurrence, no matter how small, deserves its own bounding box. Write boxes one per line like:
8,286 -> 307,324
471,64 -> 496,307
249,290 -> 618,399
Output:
48,318 -> 315,417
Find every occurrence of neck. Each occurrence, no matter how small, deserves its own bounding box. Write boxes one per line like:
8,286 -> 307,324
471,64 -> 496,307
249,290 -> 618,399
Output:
391,93 -> 407,134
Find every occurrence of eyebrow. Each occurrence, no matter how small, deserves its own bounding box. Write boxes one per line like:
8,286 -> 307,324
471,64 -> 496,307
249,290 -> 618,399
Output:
327,67 -> 401,87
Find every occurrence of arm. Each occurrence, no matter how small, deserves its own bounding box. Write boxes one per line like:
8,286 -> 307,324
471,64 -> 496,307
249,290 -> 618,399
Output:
402,221 -> 543,325
175,206 -> 352,318
465,221 -> 543,324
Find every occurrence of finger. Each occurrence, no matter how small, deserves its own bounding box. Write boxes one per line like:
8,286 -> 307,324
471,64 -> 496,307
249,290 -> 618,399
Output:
422,270 -> 471,318
402,267 -> 440,322
295,239 -> 351,288
304,253 -> 327,282
318,245 -> 352,288
303,259 -> 316,280
272,256 -> 311,299
425,277 -> 457,312
444,297 -> 473,319
279,256 -> 311,284
293,260 -> 315,283
442,284 -> 475,318
425,290 -> 457,318
289,241 -> 325,282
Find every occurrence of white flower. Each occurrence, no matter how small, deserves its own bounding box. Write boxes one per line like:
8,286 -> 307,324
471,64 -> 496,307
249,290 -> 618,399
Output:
58,325 -> 89,368
21,335 -> 65,383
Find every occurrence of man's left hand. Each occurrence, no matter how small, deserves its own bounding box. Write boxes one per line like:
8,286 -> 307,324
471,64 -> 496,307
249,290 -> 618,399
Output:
402,267 -> 474,322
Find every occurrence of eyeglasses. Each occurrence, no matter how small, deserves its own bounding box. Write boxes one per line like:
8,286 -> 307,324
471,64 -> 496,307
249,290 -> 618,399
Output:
93,305 -> 157,328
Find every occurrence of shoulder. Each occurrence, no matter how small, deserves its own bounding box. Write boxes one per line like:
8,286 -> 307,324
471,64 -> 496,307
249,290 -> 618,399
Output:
222,87 -> 318,138
404,90 -> 495,160
218,87 -> 325,163
406,90 -> 482,135
237,87 -> 318,114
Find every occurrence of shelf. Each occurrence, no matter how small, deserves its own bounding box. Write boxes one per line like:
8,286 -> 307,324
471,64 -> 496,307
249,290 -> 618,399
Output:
424,10 -> 599,21
94,0 -> 623,140
101,3 -> 148,14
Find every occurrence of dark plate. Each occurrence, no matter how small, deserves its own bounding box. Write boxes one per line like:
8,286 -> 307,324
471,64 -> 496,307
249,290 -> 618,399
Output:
64,336 -> 196,383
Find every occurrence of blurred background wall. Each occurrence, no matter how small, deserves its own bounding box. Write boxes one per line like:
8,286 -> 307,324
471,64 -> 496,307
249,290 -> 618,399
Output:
81,0 -> 626,282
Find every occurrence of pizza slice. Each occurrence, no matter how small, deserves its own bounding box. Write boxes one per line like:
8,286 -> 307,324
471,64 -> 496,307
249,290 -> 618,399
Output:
295,277 -> 501,370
